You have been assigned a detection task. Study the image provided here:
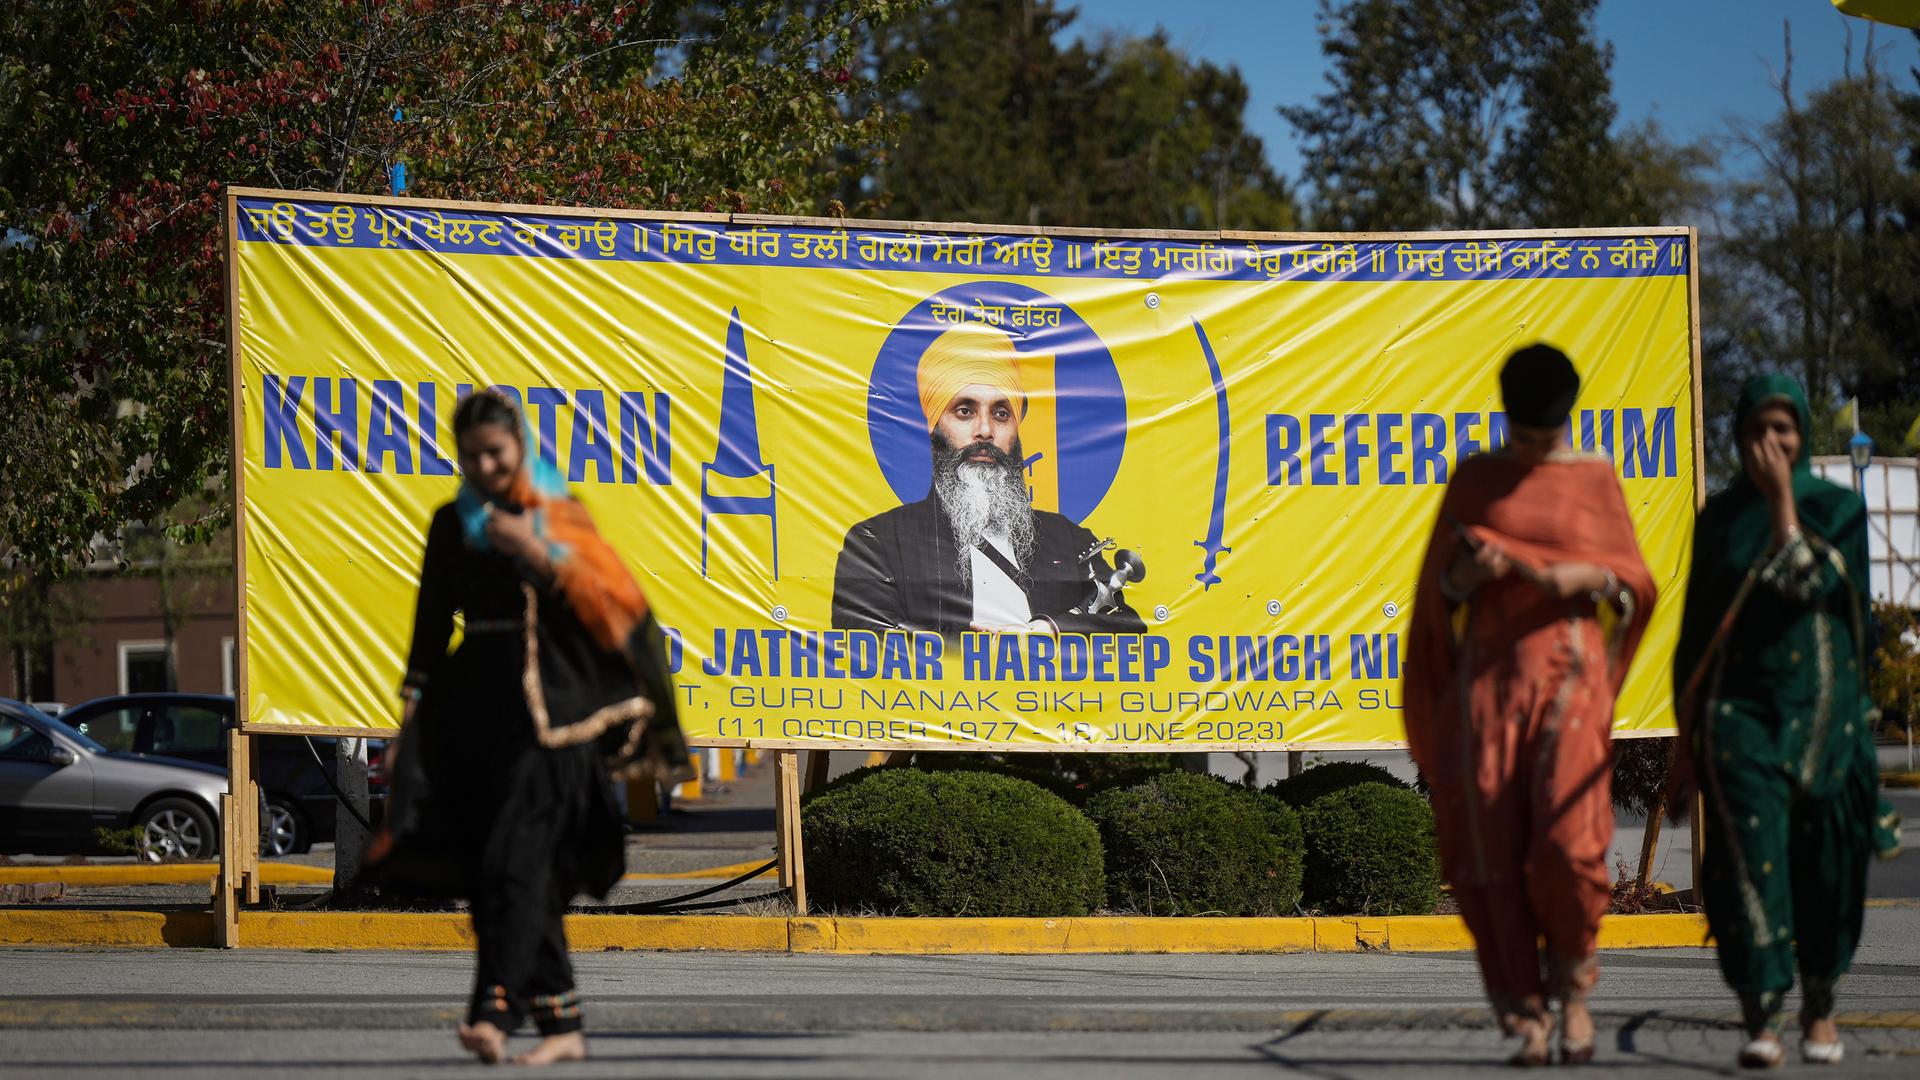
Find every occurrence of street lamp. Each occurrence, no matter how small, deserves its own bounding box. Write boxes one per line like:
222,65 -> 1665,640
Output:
1849,428 -> 1875,493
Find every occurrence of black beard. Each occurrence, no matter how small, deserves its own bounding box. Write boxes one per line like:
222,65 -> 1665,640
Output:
931,430 -> 1025,482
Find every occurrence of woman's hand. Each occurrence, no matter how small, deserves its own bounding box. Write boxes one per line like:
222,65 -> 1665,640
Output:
1743,430 -> 1801,545
483,504 -> 538,559
401,697 -> 418,727
1744,431 -> 1795,502
1538,562 -> 1612,601
1444,538 -> 1510,597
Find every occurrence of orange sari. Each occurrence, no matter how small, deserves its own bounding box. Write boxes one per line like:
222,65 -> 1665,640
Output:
1403,450 -> 1655,1017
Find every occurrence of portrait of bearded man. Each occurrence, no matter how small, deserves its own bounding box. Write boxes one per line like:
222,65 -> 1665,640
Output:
831,322 -> 1145,641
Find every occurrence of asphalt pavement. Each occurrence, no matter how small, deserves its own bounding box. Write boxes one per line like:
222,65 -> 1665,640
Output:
4,914 -> 1920,1078
4,751 -> 1917,1077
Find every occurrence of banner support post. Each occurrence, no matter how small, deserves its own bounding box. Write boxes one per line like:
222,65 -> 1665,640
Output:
774,750 -> 807,914
214,727 -> 259,946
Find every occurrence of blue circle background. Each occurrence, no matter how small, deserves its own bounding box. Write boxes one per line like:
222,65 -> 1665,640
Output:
866,282 -> 1126,523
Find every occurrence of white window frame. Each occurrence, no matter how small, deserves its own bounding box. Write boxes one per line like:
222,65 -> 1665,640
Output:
221,637 -> 236,696
117,639 -> 172,695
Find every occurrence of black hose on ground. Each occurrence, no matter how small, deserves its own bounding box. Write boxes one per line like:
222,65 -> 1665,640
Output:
295,737 -> 782,913
604,859 -> 781,913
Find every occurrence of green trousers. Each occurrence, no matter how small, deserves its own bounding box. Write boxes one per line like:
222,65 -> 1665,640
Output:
1698,700 -> 1875,999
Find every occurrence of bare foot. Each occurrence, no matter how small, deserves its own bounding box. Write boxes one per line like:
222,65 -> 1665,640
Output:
512,1031 -> 587,1066
1560,999 -> 1596,1064
457,1020 -> 507,1064
1505,1014 -> 1554,1067
1804,1016 -> 1839,1045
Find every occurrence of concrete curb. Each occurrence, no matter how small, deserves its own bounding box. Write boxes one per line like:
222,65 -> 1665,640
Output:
0,909 -> 1711,954
0,860 -> 770,887
0,863 -> 333,887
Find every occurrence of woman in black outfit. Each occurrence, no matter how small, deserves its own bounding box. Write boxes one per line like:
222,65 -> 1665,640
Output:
368,389 -> 685,1066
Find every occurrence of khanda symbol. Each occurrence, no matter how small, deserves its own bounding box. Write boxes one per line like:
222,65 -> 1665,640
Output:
1191,318 -> 1230,589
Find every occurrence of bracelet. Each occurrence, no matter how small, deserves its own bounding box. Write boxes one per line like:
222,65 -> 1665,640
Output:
1588,570 -> 1622,610
399,685 -> 424,703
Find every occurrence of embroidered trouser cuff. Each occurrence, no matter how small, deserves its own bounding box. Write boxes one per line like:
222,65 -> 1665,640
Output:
470,983 -> 518,1031
529,990 -> 584,1035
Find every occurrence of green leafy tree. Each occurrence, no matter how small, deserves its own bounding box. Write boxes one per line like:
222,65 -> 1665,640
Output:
1283,0 -> 1652,231
0,0 -> 926,574
1283,0 -> 1530,230
1711,24 -> 1920,456
868,0 -> 1294,229
1497,0 -> 1652,227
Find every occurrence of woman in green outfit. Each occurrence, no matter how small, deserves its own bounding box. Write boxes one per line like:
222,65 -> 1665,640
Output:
1672,374 -> 1900,1069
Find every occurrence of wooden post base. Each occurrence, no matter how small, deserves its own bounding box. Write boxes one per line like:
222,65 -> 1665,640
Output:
214,728 -> 261,946
774,750 -> 807,915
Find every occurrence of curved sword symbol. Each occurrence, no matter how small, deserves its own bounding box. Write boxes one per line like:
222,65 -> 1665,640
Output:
1192,318 -> 1230,589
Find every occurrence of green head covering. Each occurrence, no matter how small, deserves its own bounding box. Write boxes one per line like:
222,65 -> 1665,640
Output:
1725,374 -> 1857,551
1733,373 -> 1813,475
1674,374 -> 1872,711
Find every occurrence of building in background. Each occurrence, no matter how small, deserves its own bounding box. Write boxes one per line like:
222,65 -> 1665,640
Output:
2,548 -> 235,709
1812,456 -> 1918,607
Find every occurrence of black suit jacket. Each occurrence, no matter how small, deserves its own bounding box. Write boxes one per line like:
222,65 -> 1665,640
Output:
831,493 -> 1146,639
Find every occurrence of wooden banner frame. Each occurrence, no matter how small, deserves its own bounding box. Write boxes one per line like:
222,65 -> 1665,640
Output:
217,186 -> 1706,925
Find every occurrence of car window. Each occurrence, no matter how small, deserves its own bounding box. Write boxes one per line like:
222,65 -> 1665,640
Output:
0,715 -> 52,762
72,705 -> 142,752
151,705 -> 228,755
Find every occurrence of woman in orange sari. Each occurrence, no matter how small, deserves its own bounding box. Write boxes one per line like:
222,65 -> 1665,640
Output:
1404,345 -> 1657,1066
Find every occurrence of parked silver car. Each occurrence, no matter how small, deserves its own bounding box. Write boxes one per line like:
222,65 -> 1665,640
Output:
0,697 -> 228,861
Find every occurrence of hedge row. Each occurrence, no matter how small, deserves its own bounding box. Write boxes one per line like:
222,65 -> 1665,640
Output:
800,760 -> 1439,917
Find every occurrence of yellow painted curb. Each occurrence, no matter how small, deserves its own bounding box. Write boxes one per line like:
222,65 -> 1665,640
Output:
0,863 -> 333,887
621,859 -> 776,882
0,908 -> 1715,954
1053,917 -> 1318,955
0,909 -> 214,947
1596,912 -> 1710,949
1883,771 -> 1920,789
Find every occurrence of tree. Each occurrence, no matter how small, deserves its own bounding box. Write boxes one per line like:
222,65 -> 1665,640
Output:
867,0 -> 1294,230
1077,33 -> 1296,232
1497,0 -> 1651,227
0,0 -> 927,575
1282,0 -> 1653,231
1711,21 -> 1920,456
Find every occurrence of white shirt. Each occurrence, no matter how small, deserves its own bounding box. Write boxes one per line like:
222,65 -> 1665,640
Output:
970,530 -> 1031,627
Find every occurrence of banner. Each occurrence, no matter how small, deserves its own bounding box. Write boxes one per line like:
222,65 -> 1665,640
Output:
229,189 -> 1700,749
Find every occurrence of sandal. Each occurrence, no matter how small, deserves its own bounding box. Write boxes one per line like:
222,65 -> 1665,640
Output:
1801,1038 -> 1844,1065
1508,1016 -> 1555,1068
1737,1035 -> 1785,1069
1558,1034 -> 1595,1066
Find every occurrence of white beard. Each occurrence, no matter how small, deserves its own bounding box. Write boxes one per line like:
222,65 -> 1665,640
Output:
937,460 -> 1036,582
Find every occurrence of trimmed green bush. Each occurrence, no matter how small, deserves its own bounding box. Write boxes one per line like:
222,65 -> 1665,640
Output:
802,768 -> 1105,916
801,761 -> 897,804
1299,782 -> 1440,915
1037,753 -> 1179,787
1085,771 -> 1303,916
1265,760 -> 1411,808
908,754 -> 1083,803
1070,764 -> 1188,806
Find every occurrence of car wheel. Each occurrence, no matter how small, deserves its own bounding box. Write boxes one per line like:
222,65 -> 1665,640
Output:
135,798 -> 218,862
261,798 -> 309,857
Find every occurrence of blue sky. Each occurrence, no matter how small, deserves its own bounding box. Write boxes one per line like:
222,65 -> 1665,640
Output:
1066,0 -> 1920,180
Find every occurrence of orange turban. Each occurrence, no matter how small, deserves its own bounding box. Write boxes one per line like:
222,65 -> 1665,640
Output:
916,323 -> 1027,430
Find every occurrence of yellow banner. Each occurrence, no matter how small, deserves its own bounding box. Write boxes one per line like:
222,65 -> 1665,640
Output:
230,190 -> 1699,749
